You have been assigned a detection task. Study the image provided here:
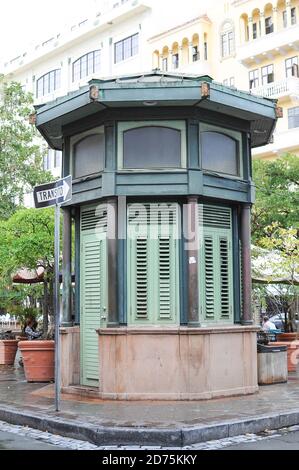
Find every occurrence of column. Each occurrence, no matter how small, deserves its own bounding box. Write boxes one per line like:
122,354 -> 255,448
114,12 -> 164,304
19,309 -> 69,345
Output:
188,42 -> 194,64
241,204 -> 253,325
169,50 -> 173,70
61,207 -> 72,326
286,1 -> 292,27
273,7 -> 278,32
260,12 -> 266,36
107,197 -> 119,326
199,36 -> 205,62
248,17 -> 253,41
185,196 -> 200,326
178,46 -> 183,69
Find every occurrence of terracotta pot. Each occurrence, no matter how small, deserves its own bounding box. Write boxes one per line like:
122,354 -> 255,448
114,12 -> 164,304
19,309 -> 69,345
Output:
18,340 -> 55,382
270,341 -> 299,373
0,340 -> 18,365
277,333 -> 298,342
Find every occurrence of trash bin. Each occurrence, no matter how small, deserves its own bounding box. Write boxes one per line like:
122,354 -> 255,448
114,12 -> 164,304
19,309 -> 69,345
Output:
257,343 -> 288,385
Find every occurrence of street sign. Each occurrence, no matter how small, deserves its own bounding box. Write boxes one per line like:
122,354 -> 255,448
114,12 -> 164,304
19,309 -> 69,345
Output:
33,175 -> 72,209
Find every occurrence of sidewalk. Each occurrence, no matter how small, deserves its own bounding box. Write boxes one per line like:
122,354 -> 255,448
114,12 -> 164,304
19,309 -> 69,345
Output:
1,362 -> 299,447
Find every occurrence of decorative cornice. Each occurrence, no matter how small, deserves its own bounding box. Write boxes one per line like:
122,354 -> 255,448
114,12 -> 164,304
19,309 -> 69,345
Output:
148,15 -> 211,43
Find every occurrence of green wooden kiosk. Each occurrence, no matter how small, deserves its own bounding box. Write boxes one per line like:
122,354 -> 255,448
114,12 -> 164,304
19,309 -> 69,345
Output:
36,71 -> 278,400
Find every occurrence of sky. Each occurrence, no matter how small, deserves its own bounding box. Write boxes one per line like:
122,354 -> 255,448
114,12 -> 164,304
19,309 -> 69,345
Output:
0,0 -> 102,61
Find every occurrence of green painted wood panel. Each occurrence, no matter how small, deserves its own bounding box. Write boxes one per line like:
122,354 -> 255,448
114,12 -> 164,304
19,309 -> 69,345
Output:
127,203 -> 180,326
199,205 -> 234,324
80,205 -> 107,387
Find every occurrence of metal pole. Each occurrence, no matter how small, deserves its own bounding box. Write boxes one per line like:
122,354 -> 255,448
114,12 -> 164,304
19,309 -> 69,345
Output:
54,203 -> 61,412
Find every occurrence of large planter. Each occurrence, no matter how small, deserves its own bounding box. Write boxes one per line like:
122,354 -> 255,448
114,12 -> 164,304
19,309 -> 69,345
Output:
270,340 -> 299,373
0,340 -> 18,365
277,333 -> 298,342
18,340 -> 55,382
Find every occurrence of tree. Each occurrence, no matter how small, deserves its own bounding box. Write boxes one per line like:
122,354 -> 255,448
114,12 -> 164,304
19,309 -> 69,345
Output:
0,75 -> 51,220
252,154 -> 299,243
252,224 -> 299,332
0,208 -> 56,337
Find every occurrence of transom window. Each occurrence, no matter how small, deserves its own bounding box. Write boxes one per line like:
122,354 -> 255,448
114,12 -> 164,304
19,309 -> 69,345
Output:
261,64 -> 274,85
72,50 -> 101,82
285,57 -> 298,77
36,69 -> 61,98
114,33 -> 139,63
118,121 -> 186,170
200,124 -> 242,178
71,127 -> 105,179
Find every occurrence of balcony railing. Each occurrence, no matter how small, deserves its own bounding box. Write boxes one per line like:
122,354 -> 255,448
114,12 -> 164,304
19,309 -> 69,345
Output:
251,77 -> 299,99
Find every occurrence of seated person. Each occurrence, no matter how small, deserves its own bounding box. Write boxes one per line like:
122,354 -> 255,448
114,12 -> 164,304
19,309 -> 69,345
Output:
23,316 -> 43,340
262,316 -> 277,332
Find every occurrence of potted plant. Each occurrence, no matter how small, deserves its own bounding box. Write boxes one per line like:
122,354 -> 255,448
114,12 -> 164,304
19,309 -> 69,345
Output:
0,209 -> 56,382
0,330 -> 18,365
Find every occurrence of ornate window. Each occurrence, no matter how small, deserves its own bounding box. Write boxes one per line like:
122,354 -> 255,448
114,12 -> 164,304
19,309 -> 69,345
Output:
36,69 -> 61,97
118,121 -> 186,170
71,127 -> 105,179
200,124 -> 242,178
72,50 -> 101,82
220,20 -> 235,58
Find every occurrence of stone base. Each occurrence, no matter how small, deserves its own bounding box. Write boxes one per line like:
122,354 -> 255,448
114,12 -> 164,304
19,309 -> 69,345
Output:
60,326 -> 80,387
97,326 -> 259,401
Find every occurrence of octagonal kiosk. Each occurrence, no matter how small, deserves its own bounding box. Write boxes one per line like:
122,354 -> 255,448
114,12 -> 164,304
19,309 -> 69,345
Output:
35,72 -> 278,400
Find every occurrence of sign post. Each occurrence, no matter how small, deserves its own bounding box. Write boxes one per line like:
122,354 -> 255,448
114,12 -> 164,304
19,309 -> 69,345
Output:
33,176 -> 72,412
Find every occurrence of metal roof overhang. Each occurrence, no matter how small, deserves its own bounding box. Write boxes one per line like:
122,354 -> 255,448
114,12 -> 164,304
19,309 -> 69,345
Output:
36,77 -> 277,151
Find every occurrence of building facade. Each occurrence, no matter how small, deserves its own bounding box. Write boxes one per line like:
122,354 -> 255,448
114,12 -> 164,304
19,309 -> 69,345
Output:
2,0 -> 297,169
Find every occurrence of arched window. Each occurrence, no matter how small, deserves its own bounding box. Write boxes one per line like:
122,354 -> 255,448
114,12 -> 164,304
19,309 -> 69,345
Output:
36,69 -> 61,98
73,130 -> 105,179
201,130 -> 241,177
220,20 -> 235,58
72,50 -> 101,82
119,122 -> 186,169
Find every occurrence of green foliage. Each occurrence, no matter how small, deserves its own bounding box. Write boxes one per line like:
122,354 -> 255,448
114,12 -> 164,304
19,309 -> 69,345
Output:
0,75 -> 52,219
252,154 -> 299,243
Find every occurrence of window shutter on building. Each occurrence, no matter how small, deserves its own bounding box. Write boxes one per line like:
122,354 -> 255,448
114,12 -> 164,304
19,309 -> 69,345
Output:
127,203 -> 179,325
80,205 -> 107,386
199,205 -> 233,323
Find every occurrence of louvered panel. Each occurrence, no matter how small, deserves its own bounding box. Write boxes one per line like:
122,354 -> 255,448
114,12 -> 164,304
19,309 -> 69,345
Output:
159,237 -> 172,319
128,203 -> 178,226
201,205 -> 231,229
204,236 -> 215,320
219,237 -> 230,319
136,237 -> 148,318
81,205 -> 107,232
80,220 -> 107,387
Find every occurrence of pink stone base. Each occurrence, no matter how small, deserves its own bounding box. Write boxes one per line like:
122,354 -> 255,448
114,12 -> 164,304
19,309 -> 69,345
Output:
97,326 -> 259,401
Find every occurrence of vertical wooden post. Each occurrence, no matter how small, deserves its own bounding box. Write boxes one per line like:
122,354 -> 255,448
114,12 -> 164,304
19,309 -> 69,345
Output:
62,206 -> 72,326
241,204 -> 253,325
185,196 -> 200,326
107,197 -> 119,326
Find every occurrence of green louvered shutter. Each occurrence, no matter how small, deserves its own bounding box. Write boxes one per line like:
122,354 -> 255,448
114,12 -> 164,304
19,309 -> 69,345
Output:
199,205 -> 233,324
127,203 -> 179,325
80,205 -> 107,387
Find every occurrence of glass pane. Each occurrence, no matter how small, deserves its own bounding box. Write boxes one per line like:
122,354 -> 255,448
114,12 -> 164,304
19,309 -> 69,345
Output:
55,69 -> 61,89
115,41 -> 123,63
73,61 -> 80,81
123,126 -> 181,169
73,133 -> 105,178
80,55 -> 87,79
131,34 -> 139,56
201,132 -> 239,176
123,37 -> 131,60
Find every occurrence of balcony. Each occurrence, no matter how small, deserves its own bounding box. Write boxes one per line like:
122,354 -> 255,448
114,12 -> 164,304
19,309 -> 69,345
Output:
251,77 -> 299,100
252,126 -> 299,158
237,24 -> 299,67
177,60 -> 212,77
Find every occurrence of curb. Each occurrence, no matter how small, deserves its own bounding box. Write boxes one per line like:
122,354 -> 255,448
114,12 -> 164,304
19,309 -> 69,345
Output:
1,404 -> 299,447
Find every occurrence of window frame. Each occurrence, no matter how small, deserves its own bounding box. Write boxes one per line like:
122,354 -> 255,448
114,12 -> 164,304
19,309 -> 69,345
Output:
261,64 -> 274,85
288,106 -> 299,129
70,126 -> 105,181
36,69 -> 61,98
72,50 -> 101,82
285,56 -> 298,77
249,68 -> 259,89
117,120 -> 187,171
265,16 -> 274,34
199,123 -> 243,179
114,33 -> 139,64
